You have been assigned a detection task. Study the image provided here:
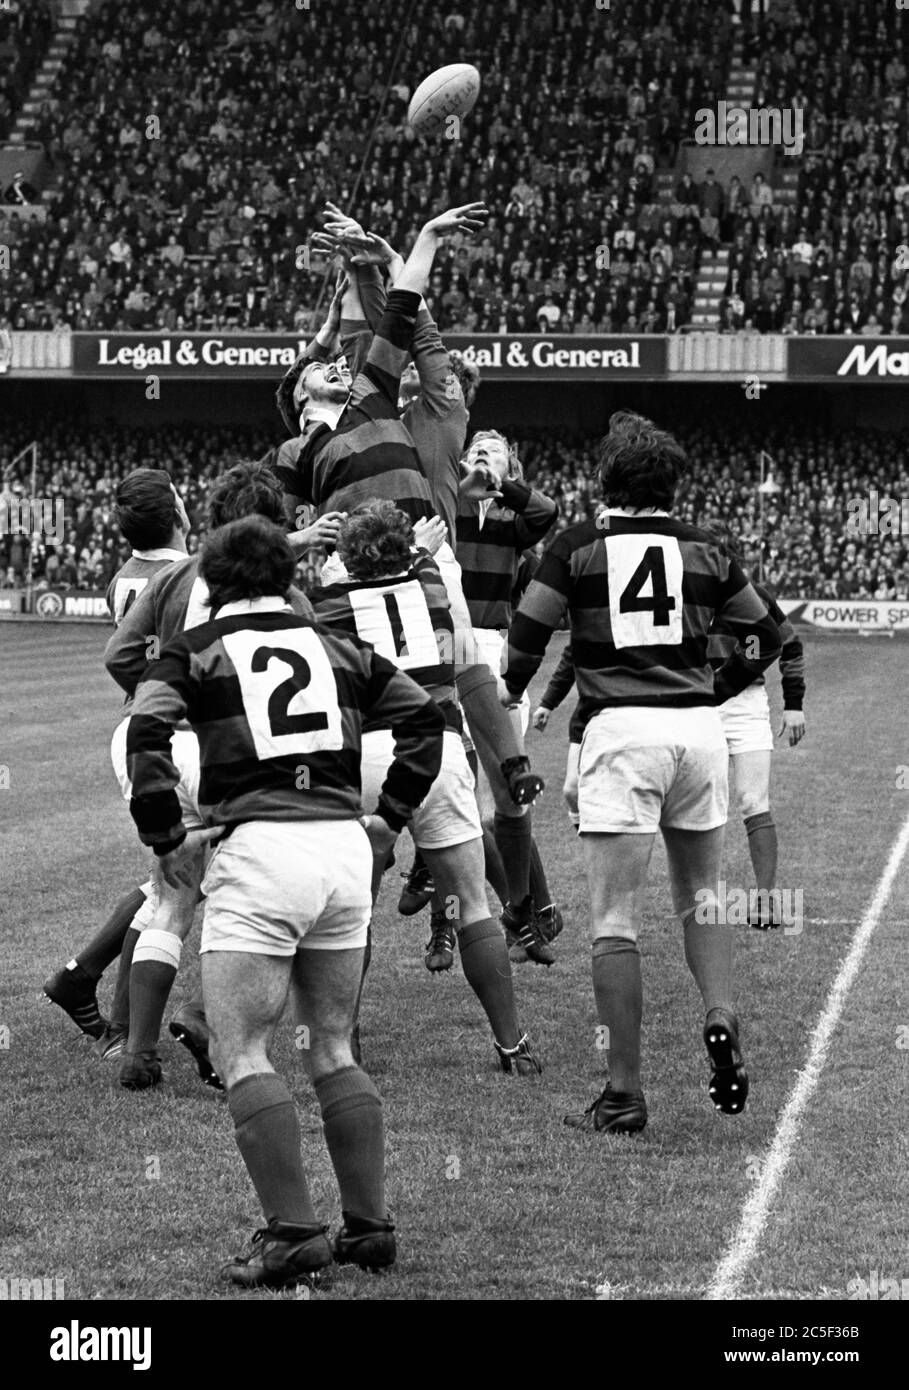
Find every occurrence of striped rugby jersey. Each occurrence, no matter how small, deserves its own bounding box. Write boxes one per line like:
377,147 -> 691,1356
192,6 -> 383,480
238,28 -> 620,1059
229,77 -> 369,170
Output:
126,599 -> 445,850
708,582 -> 806,711
504,512 -> 782,725
313,549 -> 461,734
267,290 -> 435,527
457,479 -> 558,629
105,554 -> 315,700
105,548 -> 186,626
537,640 -> 586,743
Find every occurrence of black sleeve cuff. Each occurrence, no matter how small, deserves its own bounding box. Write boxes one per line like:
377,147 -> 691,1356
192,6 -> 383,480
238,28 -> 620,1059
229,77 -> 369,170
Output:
375,799 -> 408,835
153,829 -> 187,857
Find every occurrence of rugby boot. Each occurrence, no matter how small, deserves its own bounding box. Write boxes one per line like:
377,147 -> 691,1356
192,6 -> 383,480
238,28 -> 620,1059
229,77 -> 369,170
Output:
333,1213 -> 396,1273
704,1007 -> 749,1114
564,1083 -> 648,1134
43,963 -> 107,1040
222,1220 -> 332,1290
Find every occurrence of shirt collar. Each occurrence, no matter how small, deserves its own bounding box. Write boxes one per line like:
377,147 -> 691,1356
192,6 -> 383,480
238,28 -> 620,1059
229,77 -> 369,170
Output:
131,546 -> 186,561
213,596 -> 292,619
301,402 -> 345,431
600,507 -> 671,518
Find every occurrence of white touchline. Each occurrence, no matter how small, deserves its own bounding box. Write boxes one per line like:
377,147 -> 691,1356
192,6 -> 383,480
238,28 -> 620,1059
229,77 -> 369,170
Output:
705,808 -> 909,1302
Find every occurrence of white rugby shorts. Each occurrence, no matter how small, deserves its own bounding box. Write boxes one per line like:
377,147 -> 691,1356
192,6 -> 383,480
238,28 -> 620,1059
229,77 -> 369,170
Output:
360,728 -> 481,850
577,705 -> 729,834
200,819 -> 372,955
718,682 -> 774,754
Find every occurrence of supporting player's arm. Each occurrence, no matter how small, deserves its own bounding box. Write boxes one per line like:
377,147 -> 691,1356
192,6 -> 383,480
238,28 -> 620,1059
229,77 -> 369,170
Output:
364,654 -> 446,832
501,479 -> 558,549
534,641 -> 575,728
769,595 -> 806,743
125,644 -> 193,853
712,574 -> 783,704
501,538 -> 571,702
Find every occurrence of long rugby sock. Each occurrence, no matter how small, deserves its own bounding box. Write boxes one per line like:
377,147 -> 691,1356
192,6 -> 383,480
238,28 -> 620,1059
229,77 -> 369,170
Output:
493,810 -> 532,905
592,936 -> 642,1094
529,837 -> 553,909
127,930 -> 182,1054
744,811 -> 777,892
228,1072 -> 316,1226
316,1067 -> 385,1220
457,917 -> 520,1049
681,908 -> 733,1015
480,821 -> 509,906
109,926 -> 140,1031
76,887 -> 146,979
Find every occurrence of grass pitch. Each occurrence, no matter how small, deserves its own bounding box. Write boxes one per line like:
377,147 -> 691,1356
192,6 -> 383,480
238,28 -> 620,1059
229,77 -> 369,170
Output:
1,625 -> 906,1300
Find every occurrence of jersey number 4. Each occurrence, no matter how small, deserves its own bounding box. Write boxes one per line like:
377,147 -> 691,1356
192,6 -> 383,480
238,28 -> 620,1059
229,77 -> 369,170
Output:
222,626 -> 344,760
606,535 -> 684,648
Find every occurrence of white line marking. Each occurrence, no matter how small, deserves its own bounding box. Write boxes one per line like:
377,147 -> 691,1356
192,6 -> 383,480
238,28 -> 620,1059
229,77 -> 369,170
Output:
706,810 -> 909,1301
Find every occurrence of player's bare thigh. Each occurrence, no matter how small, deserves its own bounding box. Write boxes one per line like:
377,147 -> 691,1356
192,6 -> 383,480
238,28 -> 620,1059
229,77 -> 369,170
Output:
729,749 -> 772,819
661,825 -> 727,918
292,946 -> 365,1081
582,832 -> 656,942
202,951 -> 294,1089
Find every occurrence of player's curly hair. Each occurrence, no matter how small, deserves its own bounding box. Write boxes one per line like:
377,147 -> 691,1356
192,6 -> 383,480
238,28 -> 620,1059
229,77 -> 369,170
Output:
464,428 -> 523,480
598,410 -> 687,510
115,468 -> 179,550
447,350 -> 481,409
336,499 -> 413,581
208,460 -> 286,531
698,518 -> 742,563
201,515 -> 296,611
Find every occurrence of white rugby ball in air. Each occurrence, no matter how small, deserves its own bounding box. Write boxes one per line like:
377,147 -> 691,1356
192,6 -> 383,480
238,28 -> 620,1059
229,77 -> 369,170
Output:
408,63 -> 480,136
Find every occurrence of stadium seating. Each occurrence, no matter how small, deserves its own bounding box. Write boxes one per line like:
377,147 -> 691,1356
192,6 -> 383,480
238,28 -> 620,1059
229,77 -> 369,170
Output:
1,0 -> 735,333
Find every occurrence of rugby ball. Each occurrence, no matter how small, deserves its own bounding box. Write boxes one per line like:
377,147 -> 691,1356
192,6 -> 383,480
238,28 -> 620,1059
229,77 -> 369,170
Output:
408,63 -> 480,136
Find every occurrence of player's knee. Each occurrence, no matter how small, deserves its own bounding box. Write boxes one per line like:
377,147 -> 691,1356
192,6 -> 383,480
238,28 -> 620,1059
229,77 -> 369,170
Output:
592,921 -> 638,945
309,1034 -> 355,1082
738,790 -> 770,820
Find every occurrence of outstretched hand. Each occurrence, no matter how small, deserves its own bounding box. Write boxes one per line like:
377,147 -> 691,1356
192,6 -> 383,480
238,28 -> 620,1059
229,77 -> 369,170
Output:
422,202 -> 489,239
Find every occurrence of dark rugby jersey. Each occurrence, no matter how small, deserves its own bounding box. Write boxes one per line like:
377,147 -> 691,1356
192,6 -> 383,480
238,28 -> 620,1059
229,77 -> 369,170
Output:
105,554 -> 315,700
314,549 -> 461,734
105,548 -> 185,626
504,512 -> 782,724
268,290 -> 435,526
708,581 -> 806,711
457,479 -> 557,629
127,600 -> 445,848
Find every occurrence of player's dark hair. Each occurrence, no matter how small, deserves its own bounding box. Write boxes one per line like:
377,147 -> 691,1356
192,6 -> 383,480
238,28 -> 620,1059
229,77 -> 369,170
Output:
598,411 -> 687,510
276,352 -> 308,436
115,468 -> 179,550
698,518 -> 743,563
337,498 -> 413,581
208,461 -> 286,531
448,350 -> 481,409
200,515 -> 296,610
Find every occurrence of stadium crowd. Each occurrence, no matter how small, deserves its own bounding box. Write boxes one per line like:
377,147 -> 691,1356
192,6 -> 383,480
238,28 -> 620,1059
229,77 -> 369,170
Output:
719,0 -> 909,335
0,0 -> 53,144
3,418 -> 908,602
0,0 -> 736,336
